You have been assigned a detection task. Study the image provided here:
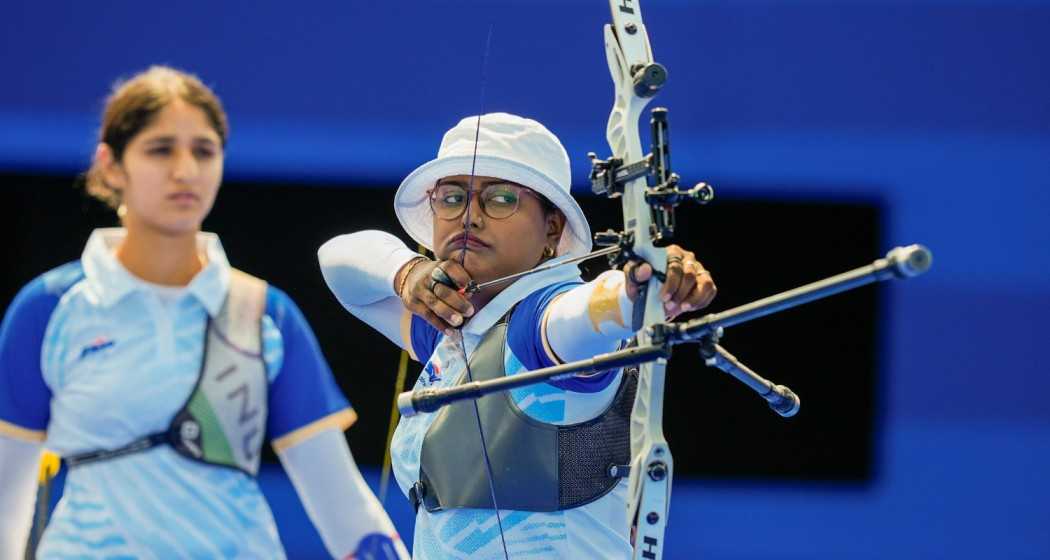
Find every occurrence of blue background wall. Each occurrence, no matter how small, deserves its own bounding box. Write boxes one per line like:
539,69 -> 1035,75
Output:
4,1 -> 1048,557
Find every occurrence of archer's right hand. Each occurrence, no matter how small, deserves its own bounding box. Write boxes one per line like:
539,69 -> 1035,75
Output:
398,258 -> 476,337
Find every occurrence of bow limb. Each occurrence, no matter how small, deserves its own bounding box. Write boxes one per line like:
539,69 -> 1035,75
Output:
378,338 -> 412,505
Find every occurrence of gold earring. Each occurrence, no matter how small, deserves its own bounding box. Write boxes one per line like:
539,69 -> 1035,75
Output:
543,246 -> 555,258
117,203 -> 127,218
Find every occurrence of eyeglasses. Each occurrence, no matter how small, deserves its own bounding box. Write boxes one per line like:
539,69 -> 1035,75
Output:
428,182 -> 541,221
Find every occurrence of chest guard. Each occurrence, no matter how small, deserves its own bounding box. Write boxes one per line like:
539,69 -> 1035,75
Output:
65,269 -> 270,476
411,314 -> 638,513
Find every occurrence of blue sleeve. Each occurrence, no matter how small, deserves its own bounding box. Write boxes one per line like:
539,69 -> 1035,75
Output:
265,286 -> 351,439
508,280 -> 619,393
0,269 -> 72,433
410,314 -> 441,363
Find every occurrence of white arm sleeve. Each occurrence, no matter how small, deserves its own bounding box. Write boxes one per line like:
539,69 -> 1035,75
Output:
277,428 -> 409,559
0,436 -> 42,560
544,270 -> 637,363
318,231 -> 423,351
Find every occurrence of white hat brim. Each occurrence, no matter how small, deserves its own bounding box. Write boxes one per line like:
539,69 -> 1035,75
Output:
394,154 -> 592,258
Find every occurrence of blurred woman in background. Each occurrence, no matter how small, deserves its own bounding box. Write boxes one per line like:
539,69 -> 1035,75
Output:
0,66 -> 406,559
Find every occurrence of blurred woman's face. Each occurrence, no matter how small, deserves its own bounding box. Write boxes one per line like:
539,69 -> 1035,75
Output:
104,98 -> 224,237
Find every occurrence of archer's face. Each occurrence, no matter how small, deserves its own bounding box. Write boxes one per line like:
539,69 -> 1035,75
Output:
431,175 -> 565,291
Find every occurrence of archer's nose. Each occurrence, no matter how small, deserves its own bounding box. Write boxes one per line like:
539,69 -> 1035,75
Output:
459,191 -> 486,228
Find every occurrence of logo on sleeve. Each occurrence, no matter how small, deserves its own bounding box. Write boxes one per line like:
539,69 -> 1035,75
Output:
423,360 -> 442,385
79,336 -> 116,361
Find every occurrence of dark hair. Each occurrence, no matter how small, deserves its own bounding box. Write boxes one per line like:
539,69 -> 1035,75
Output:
84,66 -> 228,209
534,191 -> 560,216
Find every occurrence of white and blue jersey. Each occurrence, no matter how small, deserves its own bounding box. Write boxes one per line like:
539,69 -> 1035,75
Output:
0,229 -> 354,559
390,264 -> 632,559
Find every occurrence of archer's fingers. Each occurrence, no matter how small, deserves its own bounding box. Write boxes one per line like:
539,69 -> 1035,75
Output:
418,288 -> 467,328
678,262 -> 716,313
694,268 -> 717,309
433,260 -> 475,316
660,252 -> 687,303
432,282 -> 475,317
623,261 -> 653,302
437,260 -> 474,292
668,268 -> 697,316
403,289 -> 454,333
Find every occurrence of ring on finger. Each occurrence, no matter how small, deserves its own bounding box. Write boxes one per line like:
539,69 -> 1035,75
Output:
627,263 -> 646,284
667,255 -> 684,268
429,265 -> 455,291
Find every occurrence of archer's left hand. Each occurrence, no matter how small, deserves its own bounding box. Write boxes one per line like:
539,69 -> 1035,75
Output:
624,244 -> 717,319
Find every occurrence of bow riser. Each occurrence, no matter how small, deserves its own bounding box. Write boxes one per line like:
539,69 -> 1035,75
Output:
604,4 -> 674,558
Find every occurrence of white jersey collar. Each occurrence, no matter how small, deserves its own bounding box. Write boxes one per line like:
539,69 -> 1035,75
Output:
81,228 -> 232,316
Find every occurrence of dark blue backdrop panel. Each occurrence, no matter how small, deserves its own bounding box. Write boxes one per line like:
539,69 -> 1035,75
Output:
3,1 -> 1048,181
3,2 -> 1048,131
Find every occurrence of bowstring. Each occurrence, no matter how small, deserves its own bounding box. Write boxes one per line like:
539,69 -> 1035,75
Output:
457,24 -> 511,559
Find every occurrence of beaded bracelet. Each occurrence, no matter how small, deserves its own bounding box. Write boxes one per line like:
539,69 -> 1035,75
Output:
397,257 -> 429,299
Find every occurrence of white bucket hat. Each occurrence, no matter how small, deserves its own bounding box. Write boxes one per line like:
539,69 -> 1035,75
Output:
394,112 -> 592,258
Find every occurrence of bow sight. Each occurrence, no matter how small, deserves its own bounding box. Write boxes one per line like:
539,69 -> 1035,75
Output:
589,107 -> 714,250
